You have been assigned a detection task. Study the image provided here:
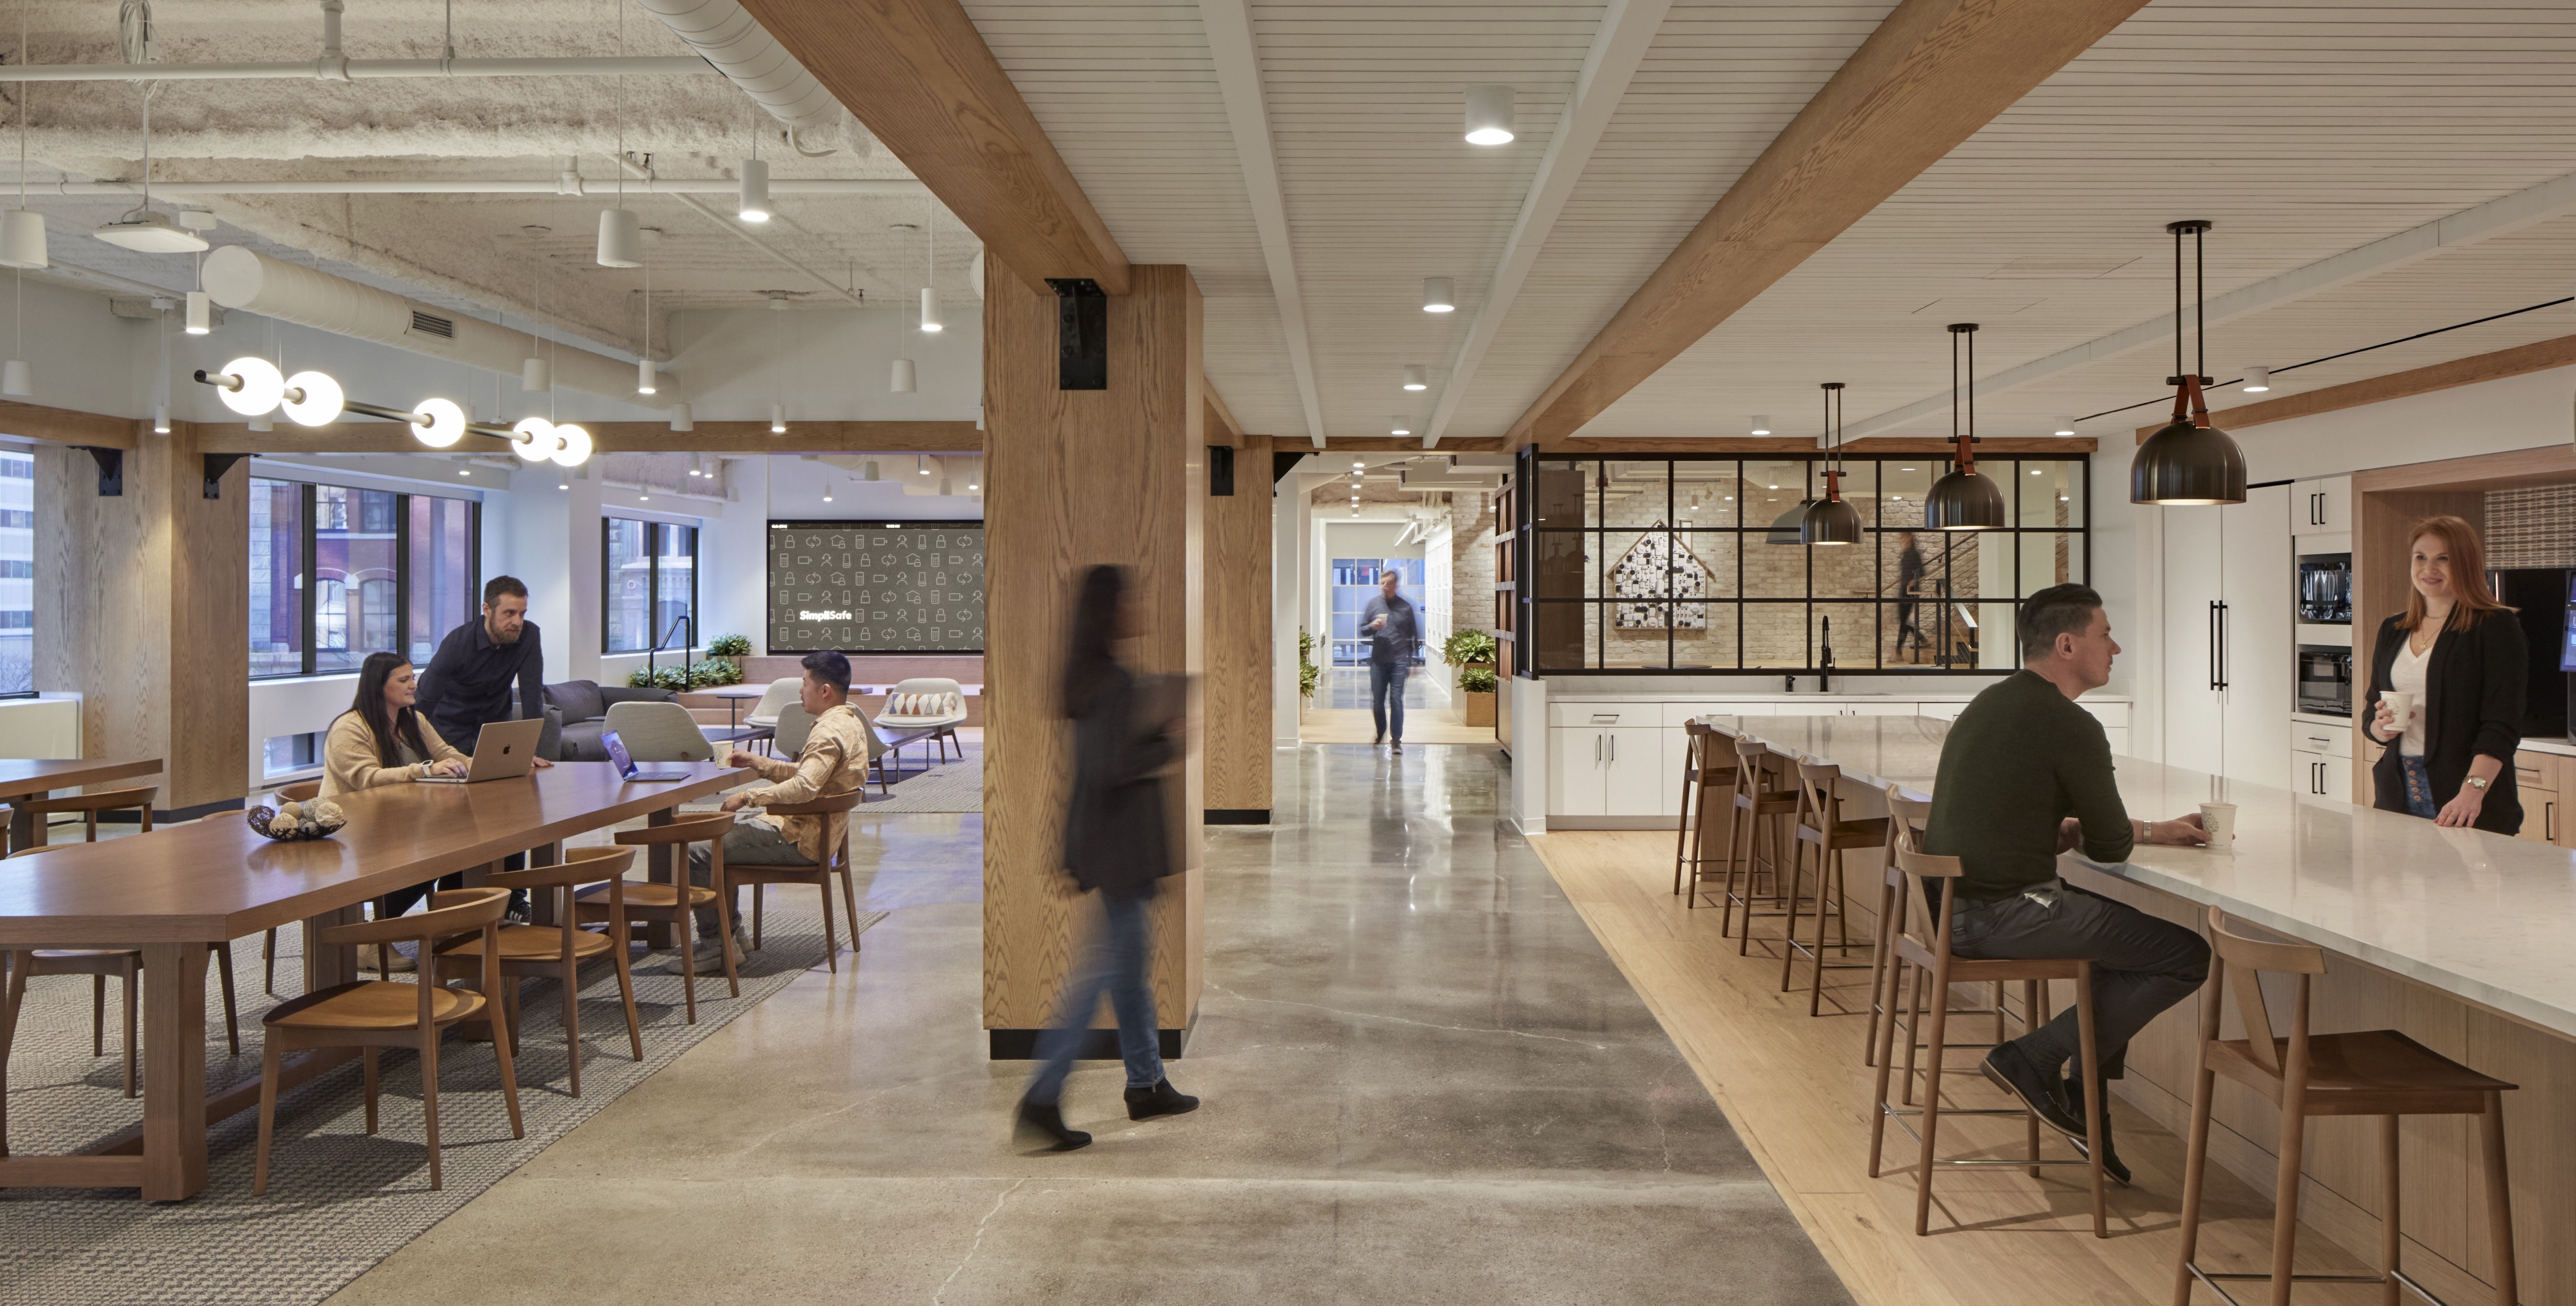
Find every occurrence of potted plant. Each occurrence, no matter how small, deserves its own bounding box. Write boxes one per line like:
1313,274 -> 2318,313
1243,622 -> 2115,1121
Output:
1441,628 -> 1498,687
707,633 -> 752,678
1460,665 -> 1498,727
627,665 -> 690,692
687,658 -> 744,689
1297,629 -> 1320,721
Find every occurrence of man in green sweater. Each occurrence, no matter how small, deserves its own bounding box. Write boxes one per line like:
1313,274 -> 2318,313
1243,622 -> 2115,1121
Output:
1924,583 -> 2209,1184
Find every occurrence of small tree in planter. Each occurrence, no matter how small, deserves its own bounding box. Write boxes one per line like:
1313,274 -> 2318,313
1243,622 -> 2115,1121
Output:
1297,629 -> 1321,718
1459,665 -> 1498,727
1441,629 -> 1498,685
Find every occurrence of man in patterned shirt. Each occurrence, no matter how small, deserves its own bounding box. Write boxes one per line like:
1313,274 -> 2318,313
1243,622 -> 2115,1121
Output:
692,650 -> 870,970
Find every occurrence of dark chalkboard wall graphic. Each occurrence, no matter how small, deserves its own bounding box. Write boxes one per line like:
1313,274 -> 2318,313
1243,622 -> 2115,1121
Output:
767,521 -> 986,653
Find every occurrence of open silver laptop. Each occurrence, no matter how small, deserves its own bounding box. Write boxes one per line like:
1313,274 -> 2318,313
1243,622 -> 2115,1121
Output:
415,716 -> 545,783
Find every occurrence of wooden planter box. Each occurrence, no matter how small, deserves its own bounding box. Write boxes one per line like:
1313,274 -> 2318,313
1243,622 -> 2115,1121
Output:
1464,690 -> 1495,727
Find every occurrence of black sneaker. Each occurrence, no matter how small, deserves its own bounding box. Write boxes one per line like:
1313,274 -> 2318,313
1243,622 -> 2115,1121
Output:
2062,1075 -> 2133,1186
1015,1098 -> 1091,1151
1124,1079 -> 1200,1121
1391,740 -> 1403,755
1981,1043 -> 2086,1141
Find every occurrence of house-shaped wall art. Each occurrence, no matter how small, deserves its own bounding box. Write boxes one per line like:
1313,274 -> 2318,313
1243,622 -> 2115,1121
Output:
1610,527 -> 1711,636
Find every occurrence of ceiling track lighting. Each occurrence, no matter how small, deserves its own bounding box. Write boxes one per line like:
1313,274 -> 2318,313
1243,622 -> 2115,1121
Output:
1924,323 -> 2006,531
1464,84 -> 1515,145
1402,364 -> 1428,391
2133,220 -> 2247,506
1799,383 -> 1860,546
191,361 -> 591,465
2241,365 -> 2271,393
1422,277 -> 1455,313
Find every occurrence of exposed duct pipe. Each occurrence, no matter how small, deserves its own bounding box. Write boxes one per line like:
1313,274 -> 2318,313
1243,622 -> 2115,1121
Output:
0,57 -> 712,82
32,177 -> 926,198
201,245 -> 681,406
632,0 -> 843,134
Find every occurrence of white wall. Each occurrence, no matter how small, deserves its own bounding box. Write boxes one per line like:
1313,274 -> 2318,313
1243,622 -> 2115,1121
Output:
664,303 -> 983,423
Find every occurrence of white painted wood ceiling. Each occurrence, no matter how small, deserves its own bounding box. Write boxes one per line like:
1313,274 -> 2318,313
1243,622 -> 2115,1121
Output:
964,0 -> 2576,446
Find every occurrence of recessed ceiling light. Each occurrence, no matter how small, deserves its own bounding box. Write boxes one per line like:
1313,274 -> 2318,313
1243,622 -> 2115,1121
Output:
1900,466 -> 1915,471
2031,468 -> 2043,475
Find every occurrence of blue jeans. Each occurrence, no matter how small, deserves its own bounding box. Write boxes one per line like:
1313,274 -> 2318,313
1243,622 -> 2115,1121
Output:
2399,755 -> 2439,818
1026,894 -> 1164,1101
1369,659 -> 1409,741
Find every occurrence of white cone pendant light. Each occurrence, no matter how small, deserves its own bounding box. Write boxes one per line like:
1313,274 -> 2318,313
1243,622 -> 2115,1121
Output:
891,357 -> 917,393
596,208 -> 644,267
0,210 -> 45,269
1924,323 -> 2006,531
522,356 -> 550,392
1464,84 -> 1515,145
1798,383 -> 1861,546
2241,365 -> 2270,392
2133,221 -> 2246,506
862,460 -> 880,482
738,158 -> 771,223
0,359 -> 28,397
669,402 -> 694,432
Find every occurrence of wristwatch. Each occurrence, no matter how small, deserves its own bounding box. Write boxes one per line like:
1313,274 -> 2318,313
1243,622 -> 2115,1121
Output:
2466,775 -> 2491,791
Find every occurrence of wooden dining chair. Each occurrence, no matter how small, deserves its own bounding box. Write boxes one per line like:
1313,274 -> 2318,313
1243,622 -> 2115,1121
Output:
16,785 -> 158,848
2173,907 -> 2520,1306
1780,760 -> 1888,1016
254,886 -> 524,1195
434,847 -> 643,1097
731,792 -> 866,973
588,813 -> 738,1023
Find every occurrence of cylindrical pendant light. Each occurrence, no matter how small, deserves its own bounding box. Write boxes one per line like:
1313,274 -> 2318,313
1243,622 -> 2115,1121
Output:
1390,416 -> 1412,436
636,357 -> 657,395
1422,277 -> 1455,313
1749,415 -> 1771,436
184,290 -> 210,334
153,404 -> 171,434
917,455 -> 931,476
862,460 -> 880,482
668,402 -> 694,432
1799,382 -> 1862,546
1464,84 -> 1515,145
0,210 -> 45,269
770,402 -> 787,434
2053,416 -> 2077,436
2133,221 -> 2246,506
595,207 -> 643,267
737,158 -> 771,223
1925,323 -> 2007,531
891,357 -> 917,393
0,358 -> 28,397
919,286 -> 943,333
2241,365 -> 2270,393
1402,364 -> 1428,391
521,356 -> 550,392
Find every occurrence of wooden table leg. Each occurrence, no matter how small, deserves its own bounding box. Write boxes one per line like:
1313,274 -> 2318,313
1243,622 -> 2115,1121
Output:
526,840 -> 564,925
645,807 -> 676,948
4,803 -> 32,855
303,903 -> 365,992
139,943 -> 209,1202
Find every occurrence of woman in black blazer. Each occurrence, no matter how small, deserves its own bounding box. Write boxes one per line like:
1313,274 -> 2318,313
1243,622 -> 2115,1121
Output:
2360,515 -> 2525,832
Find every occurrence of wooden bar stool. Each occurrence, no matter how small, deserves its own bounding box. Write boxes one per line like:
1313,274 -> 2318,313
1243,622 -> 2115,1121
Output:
253,887 -> 523,1195
1863,799 -> 2025,1072
1780,760 -> 1888,1016
1671,721 -> 1711,896
1677,722 -> 1743,904
590,813 -> 738,1023
2173,908 -> 2519,1306
433,847 -> 644,1098
1868,786 -> 2108,1239
732,792 -> 867,973
1717,739 -> 1801,950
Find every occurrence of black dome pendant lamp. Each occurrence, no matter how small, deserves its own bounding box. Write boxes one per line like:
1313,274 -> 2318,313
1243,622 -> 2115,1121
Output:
2132,219 -> 2247,506
1924,323 -> 2006,531
1799,381 -> 1862,545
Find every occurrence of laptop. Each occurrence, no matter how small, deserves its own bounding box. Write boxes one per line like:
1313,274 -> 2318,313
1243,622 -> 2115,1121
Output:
415,716 -> 545,783
601,729 -> 694,782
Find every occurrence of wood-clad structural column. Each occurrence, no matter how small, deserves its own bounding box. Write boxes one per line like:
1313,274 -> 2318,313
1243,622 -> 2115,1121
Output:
982,265 -> 1205,1057
1203,409 -> 1272,824
31,424 -> 250,814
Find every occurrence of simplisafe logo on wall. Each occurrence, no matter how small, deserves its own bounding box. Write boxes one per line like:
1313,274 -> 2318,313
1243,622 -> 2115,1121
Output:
766,522 -> 985,652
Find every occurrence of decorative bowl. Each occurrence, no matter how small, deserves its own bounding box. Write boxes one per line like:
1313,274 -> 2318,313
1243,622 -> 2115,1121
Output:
247,800 -> 347,843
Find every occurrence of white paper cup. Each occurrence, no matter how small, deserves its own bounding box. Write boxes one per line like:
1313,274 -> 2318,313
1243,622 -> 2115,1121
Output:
2380,691 -> 2415,734
2198,802 -> 2237,850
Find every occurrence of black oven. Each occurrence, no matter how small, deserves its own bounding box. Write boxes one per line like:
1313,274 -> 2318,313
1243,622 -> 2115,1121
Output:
2296,644 -> 2352,717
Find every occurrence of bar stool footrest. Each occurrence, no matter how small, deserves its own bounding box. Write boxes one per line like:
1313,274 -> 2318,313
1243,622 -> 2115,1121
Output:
2183,1263 -> 2444,1306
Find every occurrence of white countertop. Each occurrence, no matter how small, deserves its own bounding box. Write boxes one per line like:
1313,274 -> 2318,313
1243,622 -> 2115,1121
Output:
1720,714 -> 2576,1041
1549,690 -> 2133,705
2519,736 -> 2576,760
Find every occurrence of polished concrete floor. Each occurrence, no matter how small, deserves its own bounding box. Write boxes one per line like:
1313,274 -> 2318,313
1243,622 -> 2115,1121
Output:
323,748 -> 1847,1305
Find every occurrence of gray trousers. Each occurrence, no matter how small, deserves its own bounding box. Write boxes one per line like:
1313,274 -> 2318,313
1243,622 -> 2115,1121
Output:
687,817 -> 814,939
1947,881 -> 2210,1082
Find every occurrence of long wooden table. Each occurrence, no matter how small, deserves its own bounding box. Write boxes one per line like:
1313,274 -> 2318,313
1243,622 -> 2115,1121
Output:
0,757 -> 165,851
0,761 -> 742,1201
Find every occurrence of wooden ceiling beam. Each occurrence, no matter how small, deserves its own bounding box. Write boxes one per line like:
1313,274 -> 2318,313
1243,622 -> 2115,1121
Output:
1204,380 -> 1246,447
2134,334 -> 2576,443
1505,0 -> 2148,444
0,400 -> 139,450
736,0 -> 1128,297
1544,436 -> 2096,456
195,420 -> 984,457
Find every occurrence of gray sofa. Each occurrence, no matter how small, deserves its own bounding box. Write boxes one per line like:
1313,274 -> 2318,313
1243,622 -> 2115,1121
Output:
543,679 -> 681,761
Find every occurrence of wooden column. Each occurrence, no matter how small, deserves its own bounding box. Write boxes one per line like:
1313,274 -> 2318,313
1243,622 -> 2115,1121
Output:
32,424 -> 251,813
1204,422 -> 1272,823
982,265 -> 1205,1057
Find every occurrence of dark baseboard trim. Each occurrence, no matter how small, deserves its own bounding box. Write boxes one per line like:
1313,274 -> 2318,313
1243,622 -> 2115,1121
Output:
1204,808 -> 1269,825
989,1022 -> 1193,1061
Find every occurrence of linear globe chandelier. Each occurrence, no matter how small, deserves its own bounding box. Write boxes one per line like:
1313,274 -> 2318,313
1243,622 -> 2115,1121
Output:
192,357 -> 593,466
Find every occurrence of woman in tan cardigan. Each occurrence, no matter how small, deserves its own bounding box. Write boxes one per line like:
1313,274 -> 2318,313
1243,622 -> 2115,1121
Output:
320,652 -> 470,796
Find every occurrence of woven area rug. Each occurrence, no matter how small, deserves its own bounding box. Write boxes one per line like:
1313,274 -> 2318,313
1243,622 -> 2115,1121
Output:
857,757 -> 983,813
0,891 -> 886,1306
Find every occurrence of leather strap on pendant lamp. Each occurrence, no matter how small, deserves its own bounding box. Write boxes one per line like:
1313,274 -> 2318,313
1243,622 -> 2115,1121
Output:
1925,323 -> 2006,531
1799,381 -> 1862,545
2132,219 -> 2248,505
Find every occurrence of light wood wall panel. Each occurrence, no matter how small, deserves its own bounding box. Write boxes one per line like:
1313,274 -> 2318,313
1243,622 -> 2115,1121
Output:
1203,426 -> 1272,816
983,264 -> 1206,1037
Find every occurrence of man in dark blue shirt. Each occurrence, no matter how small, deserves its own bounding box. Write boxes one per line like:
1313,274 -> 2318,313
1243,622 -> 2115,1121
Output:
416,575 -> 552,756
1358,565 -> 1418,752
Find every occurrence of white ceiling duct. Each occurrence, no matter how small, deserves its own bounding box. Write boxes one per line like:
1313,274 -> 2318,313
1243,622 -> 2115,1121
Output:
634,0 -> 845,142
202,245 -> 678,405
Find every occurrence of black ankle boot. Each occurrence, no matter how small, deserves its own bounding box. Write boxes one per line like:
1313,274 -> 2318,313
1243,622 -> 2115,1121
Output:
2062,1075 -> 2131,1186
1016,1098 -> 1092,1151
1124,1079 -> 1200,1121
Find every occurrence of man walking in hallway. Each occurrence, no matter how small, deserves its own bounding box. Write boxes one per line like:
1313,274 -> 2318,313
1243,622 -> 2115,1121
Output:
1360,564 -> 1418,753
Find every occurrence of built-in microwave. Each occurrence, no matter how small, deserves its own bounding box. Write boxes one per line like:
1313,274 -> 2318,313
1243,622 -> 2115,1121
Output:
2296,551 -> 2352,625
2296,644 -> 2352,717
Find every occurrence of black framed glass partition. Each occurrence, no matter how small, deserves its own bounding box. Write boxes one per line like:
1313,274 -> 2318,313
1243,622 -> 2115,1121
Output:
1524,454 -> 2088,674
249,477 -> 481,680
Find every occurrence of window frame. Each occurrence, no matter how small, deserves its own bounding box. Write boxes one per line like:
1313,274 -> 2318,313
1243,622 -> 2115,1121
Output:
1513,452 -> 2091,677
0,447 -> 33,699
249,477 -> 483,681
601,516 -> 700,654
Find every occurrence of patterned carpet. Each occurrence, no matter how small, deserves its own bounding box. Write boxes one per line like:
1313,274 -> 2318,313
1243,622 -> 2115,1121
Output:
854,758 -> 982,813
0,891 -> 885,1306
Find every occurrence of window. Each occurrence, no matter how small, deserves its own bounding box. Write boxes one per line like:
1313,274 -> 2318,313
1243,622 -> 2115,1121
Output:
0,449 -> 29,696
249,477 -> 479,679
604,518 -> 698,653
1519,454 -> 2089,674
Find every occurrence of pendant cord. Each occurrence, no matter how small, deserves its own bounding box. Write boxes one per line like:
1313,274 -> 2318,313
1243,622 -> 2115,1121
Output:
2194,223 -> 2207,384
2173,223 -> 2184,382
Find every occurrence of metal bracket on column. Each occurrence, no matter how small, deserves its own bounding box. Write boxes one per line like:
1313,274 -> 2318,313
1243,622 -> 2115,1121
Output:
1047,278 -> 1107,391
202,452 -> 250,499
1208,444 -> 1236,496
74,446 -> 123,496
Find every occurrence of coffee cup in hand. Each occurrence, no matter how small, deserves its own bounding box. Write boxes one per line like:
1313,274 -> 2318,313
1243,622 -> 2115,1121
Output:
2197,802 -> 2236,850
2380,691 -> 2415,739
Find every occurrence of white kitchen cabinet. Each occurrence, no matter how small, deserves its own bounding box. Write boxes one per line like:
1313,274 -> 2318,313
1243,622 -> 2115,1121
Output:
2161,484 -> 2292,788
1549,728 -> 1607,817
2290,474 -> 2352,536
1549,725 -> 1670,818
2289,749 -> 2352,799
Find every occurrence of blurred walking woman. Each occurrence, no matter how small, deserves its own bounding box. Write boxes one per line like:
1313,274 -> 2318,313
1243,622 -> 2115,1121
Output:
1016,565 -> 1200,1151
2361,515 -> 2524,831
